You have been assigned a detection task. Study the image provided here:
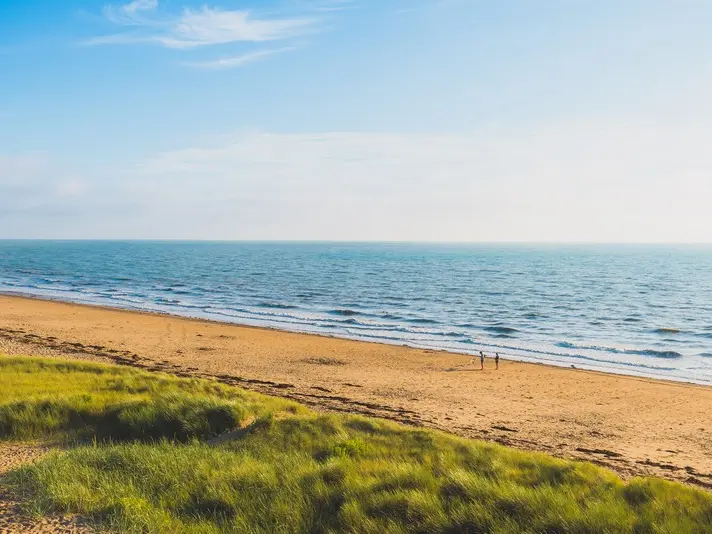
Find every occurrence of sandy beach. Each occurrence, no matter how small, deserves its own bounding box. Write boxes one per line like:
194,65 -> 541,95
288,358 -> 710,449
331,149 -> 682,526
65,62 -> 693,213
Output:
1,293 -> 711,490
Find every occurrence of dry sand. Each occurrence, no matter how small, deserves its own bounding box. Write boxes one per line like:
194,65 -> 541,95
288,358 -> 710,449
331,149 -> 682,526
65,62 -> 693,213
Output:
1,294 -> 711,491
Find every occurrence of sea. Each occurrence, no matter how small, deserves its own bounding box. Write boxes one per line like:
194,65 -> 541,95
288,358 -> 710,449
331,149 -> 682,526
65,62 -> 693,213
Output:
1,241 -> 711,385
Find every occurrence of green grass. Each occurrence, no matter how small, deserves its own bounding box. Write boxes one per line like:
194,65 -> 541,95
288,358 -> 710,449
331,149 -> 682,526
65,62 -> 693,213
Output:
3,355 -> 712,533
0,356 -> 303,442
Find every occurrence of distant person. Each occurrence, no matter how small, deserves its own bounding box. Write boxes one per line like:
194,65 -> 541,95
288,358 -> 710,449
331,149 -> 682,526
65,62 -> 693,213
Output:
479,351 -> 485,370
495,352 -> 500,370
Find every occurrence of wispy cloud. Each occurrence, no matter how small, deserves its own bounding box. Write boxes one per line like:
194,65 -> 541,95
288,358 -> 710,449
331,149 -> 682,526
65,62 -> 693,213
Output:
104,0 -> 159,25
88,5 -> 315,48
83,1 -> 332,68
164,7 -> 314,48
81,0 -> 343,69
182,47 -> 296,70
123,0 -> 157,13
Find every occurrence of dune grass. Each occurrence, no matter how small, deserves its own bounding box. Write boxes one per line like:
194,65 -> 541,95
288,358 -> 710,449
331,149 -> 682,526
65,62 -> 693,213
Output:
0,356 -> 302,443
2,355 -> 712,533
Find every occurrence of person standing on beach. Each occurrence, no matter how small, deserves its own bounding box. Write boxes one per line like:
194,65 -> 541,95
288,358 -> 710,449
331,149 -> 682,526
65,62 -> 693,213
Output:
479,351 -> 485,370
495,352 -> 500,370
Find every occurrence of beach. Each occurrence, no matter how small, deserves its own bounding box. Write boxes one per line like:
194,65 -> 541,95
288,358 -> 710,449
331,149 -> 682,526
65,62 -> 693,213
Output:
1,293 -> 711,490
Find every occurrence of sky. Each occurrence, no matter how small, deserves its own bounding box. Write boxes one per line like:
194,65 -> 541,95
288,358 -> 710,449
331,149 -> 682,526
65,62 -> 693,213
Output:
1,0 -> 711,242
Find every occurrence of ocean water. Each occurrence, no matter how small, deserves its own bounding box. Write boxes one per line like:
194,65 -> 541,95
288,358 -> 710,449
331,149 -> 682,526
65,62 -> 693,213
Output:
1,241 -> 711,384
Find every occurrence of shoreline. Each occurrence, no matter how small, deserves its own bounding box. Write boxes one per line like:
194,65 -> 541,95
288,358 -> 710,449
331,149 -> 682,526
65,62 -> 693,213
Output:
2,293 -> 712,489
1,289 -> 707,388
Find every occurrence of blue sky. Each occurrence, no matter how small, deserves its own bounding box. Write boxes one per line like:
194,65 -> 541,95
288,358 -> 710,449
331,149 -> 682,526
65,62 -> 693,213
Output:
1,0 -> 711,241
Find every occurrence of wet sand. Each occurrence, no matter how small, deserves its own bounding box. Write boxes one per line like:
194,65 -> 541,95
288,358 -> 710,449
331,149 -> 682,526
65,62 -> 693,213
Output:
1,294 -> 711,489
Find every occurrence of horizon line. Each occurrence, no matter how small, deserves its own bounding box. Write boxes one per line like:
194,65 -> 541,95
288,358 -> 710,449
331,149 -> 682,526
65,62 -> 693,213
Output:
1,239 -> 711,246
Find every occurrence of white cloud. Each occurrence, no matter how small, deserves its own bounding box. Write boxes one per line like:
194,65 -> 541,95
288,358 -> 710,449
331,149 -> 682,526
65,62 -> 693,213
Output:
86,2 -> 319,51
5,122 -> 712,241
123,0 -> 157,13
112,124 -> 712,242
104,0 -> 159,25
83,1 -> 329,69
159,7 -> 314,48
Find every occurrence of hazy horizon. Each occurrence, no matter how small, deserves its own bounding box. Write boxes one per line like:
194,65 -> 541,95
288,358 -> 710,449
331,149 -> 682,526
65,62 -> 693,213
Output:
2,1 -> 711,242
2,239 -> 712,247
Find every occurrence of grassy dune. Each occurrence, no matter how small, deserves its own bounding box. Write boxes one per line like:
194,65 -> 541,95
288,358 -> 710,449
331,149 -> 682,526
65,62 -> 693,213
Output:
0,356 -> 301,443
2,356 -> 712,533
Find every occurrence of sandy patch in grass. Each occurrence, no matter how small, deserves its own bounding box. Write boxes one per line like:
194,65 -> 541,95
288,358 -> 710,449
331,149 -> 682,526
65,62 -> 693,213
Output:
0,444 -> 95,534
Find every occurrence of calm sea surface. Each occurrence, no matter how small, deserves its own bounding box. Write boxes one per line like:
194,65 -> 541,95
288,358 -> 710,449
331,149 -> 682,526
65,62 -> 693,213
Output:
1,241 -> 711,384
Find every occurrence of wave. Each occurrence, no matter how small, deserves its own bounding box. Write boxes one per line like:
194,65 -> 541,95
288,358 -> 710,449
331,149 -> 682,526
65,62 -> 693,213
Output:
483,326 -> 520,335
556,341 -> 682,359
295,293 -> 319,299
109,276 -> 134,282
152,300 -> 207,311
406,318 -> 439,325
652,328 -> 681,335
156,297 -> 182,305
330,309 -> 360,317
443,331 -> 468,338
620,349 -> 682,359
165,288 -> 192,295
258,302 -> 300,310
700,353 -> 712,358
334,319 -> 442,336
22,283 -> 77,293
105,294 -> 146,304
379,313 -> 404,321
37,277 -> 63,285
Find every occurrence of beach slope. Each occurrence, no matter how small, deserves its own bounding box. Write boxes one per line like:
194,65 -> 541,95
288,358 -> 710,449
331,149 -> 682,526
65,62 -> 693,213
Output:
1,294 -> 711,489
